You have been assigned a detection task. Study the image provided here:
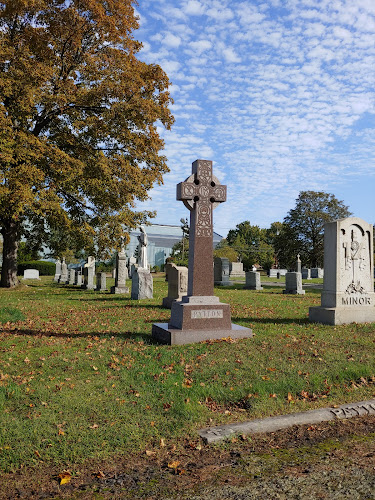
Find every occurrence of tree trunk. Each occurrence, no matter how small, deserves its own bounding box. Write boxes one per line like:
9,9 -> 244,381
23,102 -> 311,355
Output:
1,220 -> 20,288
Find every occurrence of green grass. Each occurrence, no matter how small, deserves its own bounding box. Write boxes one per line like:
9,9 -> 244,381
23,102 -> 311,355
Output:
0,276 -> 374,472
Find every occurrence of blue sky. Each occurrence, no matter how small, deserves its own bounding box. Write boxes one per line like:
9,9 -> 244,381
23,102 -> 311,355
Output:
135,0 -> 375,238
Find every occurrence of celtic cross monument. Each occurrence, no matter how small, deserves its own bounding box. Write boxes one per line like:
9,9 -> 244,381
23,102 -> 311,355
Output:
152,159 -> 253,345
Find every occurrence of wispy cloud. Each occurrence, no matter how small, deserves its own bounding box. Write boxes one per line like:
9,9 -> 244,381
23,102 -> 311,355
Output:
136,0 -> 375,235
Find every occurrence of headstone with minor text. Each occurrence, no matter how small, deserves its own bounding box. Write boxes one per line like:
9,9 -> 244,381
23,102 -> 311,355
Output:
311,267 -> 324,278
23,269 -> 40,280
128,256 -> 137,278
68,268 -> 75,285
131,268 -> 153,299
164,262 -> 174,282
296,254 -> 302,273
54,259 -> 61,282
229,261 -> 245,278
111,240 -> 129,294
245,271 -> 263,290
82,256 -> 95,290
214,257 -> 230,286
95,272 -> 107,291
283,272 -> 305,295
269,269 -> 287,278
309,217 -> 375,325
152,159 -> 253,345
74,270 -> 82,287
59,258 -> 68,283
162,264 -> 188,308
302,268 -> 311,279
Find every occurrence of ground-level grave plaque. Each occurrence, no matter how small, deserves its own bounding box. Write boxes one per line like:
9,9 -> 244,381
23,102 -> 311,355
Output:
199,399 -> 375,444
152,159 -> 253,345
309,217 -> 375,325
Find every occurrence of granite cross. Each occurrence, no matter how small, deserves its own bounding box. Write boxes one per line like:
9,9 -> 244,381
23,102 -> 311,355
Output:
177,159 -> 226,296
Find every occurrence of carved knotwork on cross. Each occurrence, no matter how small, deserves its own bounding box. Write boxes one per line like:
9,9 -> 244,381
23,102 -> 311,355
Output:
176,160 -> 227,296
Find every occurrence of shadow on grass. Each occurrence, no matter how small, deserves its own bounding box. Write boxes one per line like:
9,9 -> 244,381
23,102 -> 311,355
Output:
232,316 -> 311,325
66,297 -> 167,309
6,327 -> 161,344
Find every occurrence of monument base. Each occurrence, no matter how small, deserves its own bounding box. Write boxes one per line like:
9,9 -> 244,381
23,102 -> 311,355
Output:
283,289 -> 305,295
245,286 -> 263,291
152,322 -> 253,345
214,280 -> 230,286
309,306 -> 375,325
162,296 -> 183,309
152,295 -> 252,345
110,286 -> 129,294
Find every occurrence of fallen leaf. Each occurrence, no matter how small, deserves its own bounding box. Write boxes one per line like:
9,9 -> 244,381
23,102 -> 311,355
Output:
146,450 -> 156,457
58,471 -> 72,485
167,460 -> 181,469
89,424 -> 99,429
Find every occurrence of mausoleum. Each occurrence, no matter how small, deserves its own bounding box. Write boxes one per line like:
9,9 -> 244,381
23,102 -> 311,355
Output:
126,224 -> 222,269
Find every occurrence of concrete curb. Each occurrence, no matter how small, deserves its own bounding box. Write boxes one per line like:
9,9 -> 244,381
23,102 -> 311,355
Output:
199,399 -> 375,444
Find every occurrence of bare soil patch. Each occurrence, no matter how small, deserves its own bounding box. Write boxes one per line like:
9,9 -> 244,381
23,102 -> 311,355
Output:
1,414 -> 375,499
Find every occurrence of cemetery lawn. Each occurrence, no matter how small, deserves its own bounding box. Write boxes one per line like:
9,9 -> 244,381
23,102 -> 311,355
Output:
0,276 -> 374,492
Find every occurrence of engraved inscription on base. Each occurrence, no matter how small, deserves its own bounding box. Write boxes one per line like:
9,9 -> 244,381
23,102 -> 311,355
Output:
191,309 -> 224,319
330,403 -> 375,418
341,295 -> 371,306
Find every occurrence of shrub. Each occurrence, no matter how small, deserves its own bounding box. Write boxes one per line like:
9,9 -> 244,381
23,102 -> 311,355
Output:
17,260 -> 56,276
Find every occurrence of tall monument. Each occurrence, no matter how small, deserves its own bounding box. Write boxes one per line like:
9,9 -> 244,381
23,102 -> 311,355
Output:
309,217 -> 375,325
152,159 -> 253,345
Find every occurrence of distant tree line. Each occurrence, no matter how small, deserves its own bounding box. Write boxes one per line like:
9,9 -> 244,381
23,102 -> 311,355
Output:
170,191 -> 352,271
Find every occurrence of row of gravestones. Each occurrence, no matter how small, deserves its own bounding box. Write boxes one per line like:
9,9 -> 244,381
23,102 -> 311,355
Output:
52,160 -> 375,345
268,268 -> 324,279
215,258 -> 324,282
152,160 -> 375,344
54,248 -> 153,300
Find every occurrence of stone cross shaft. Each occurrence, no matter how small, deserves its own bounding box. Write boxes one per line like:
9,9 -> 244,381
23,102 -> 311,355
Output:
177,159 -> 226,296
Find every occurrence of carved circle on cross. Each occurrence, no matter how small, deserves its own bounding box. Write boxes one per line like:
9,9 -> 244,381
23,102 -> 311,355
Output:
181,174 -> 223,211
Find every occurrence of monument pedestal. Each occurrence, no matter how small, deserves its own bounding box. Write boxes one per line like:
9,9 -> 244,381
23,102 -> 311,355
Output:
152,295 -> 252,345
309,305 -> 375,326
110,285 -> 129,294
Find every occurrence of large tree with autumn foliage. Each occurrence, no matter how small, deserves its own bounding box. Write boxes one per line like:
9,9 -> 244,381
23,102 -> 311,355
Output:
0,0 -> 174,287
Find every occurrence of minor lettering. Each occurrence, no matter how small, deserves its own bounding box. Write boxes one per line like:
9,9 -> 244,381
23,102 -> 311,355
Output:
342,296 -> 370,306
